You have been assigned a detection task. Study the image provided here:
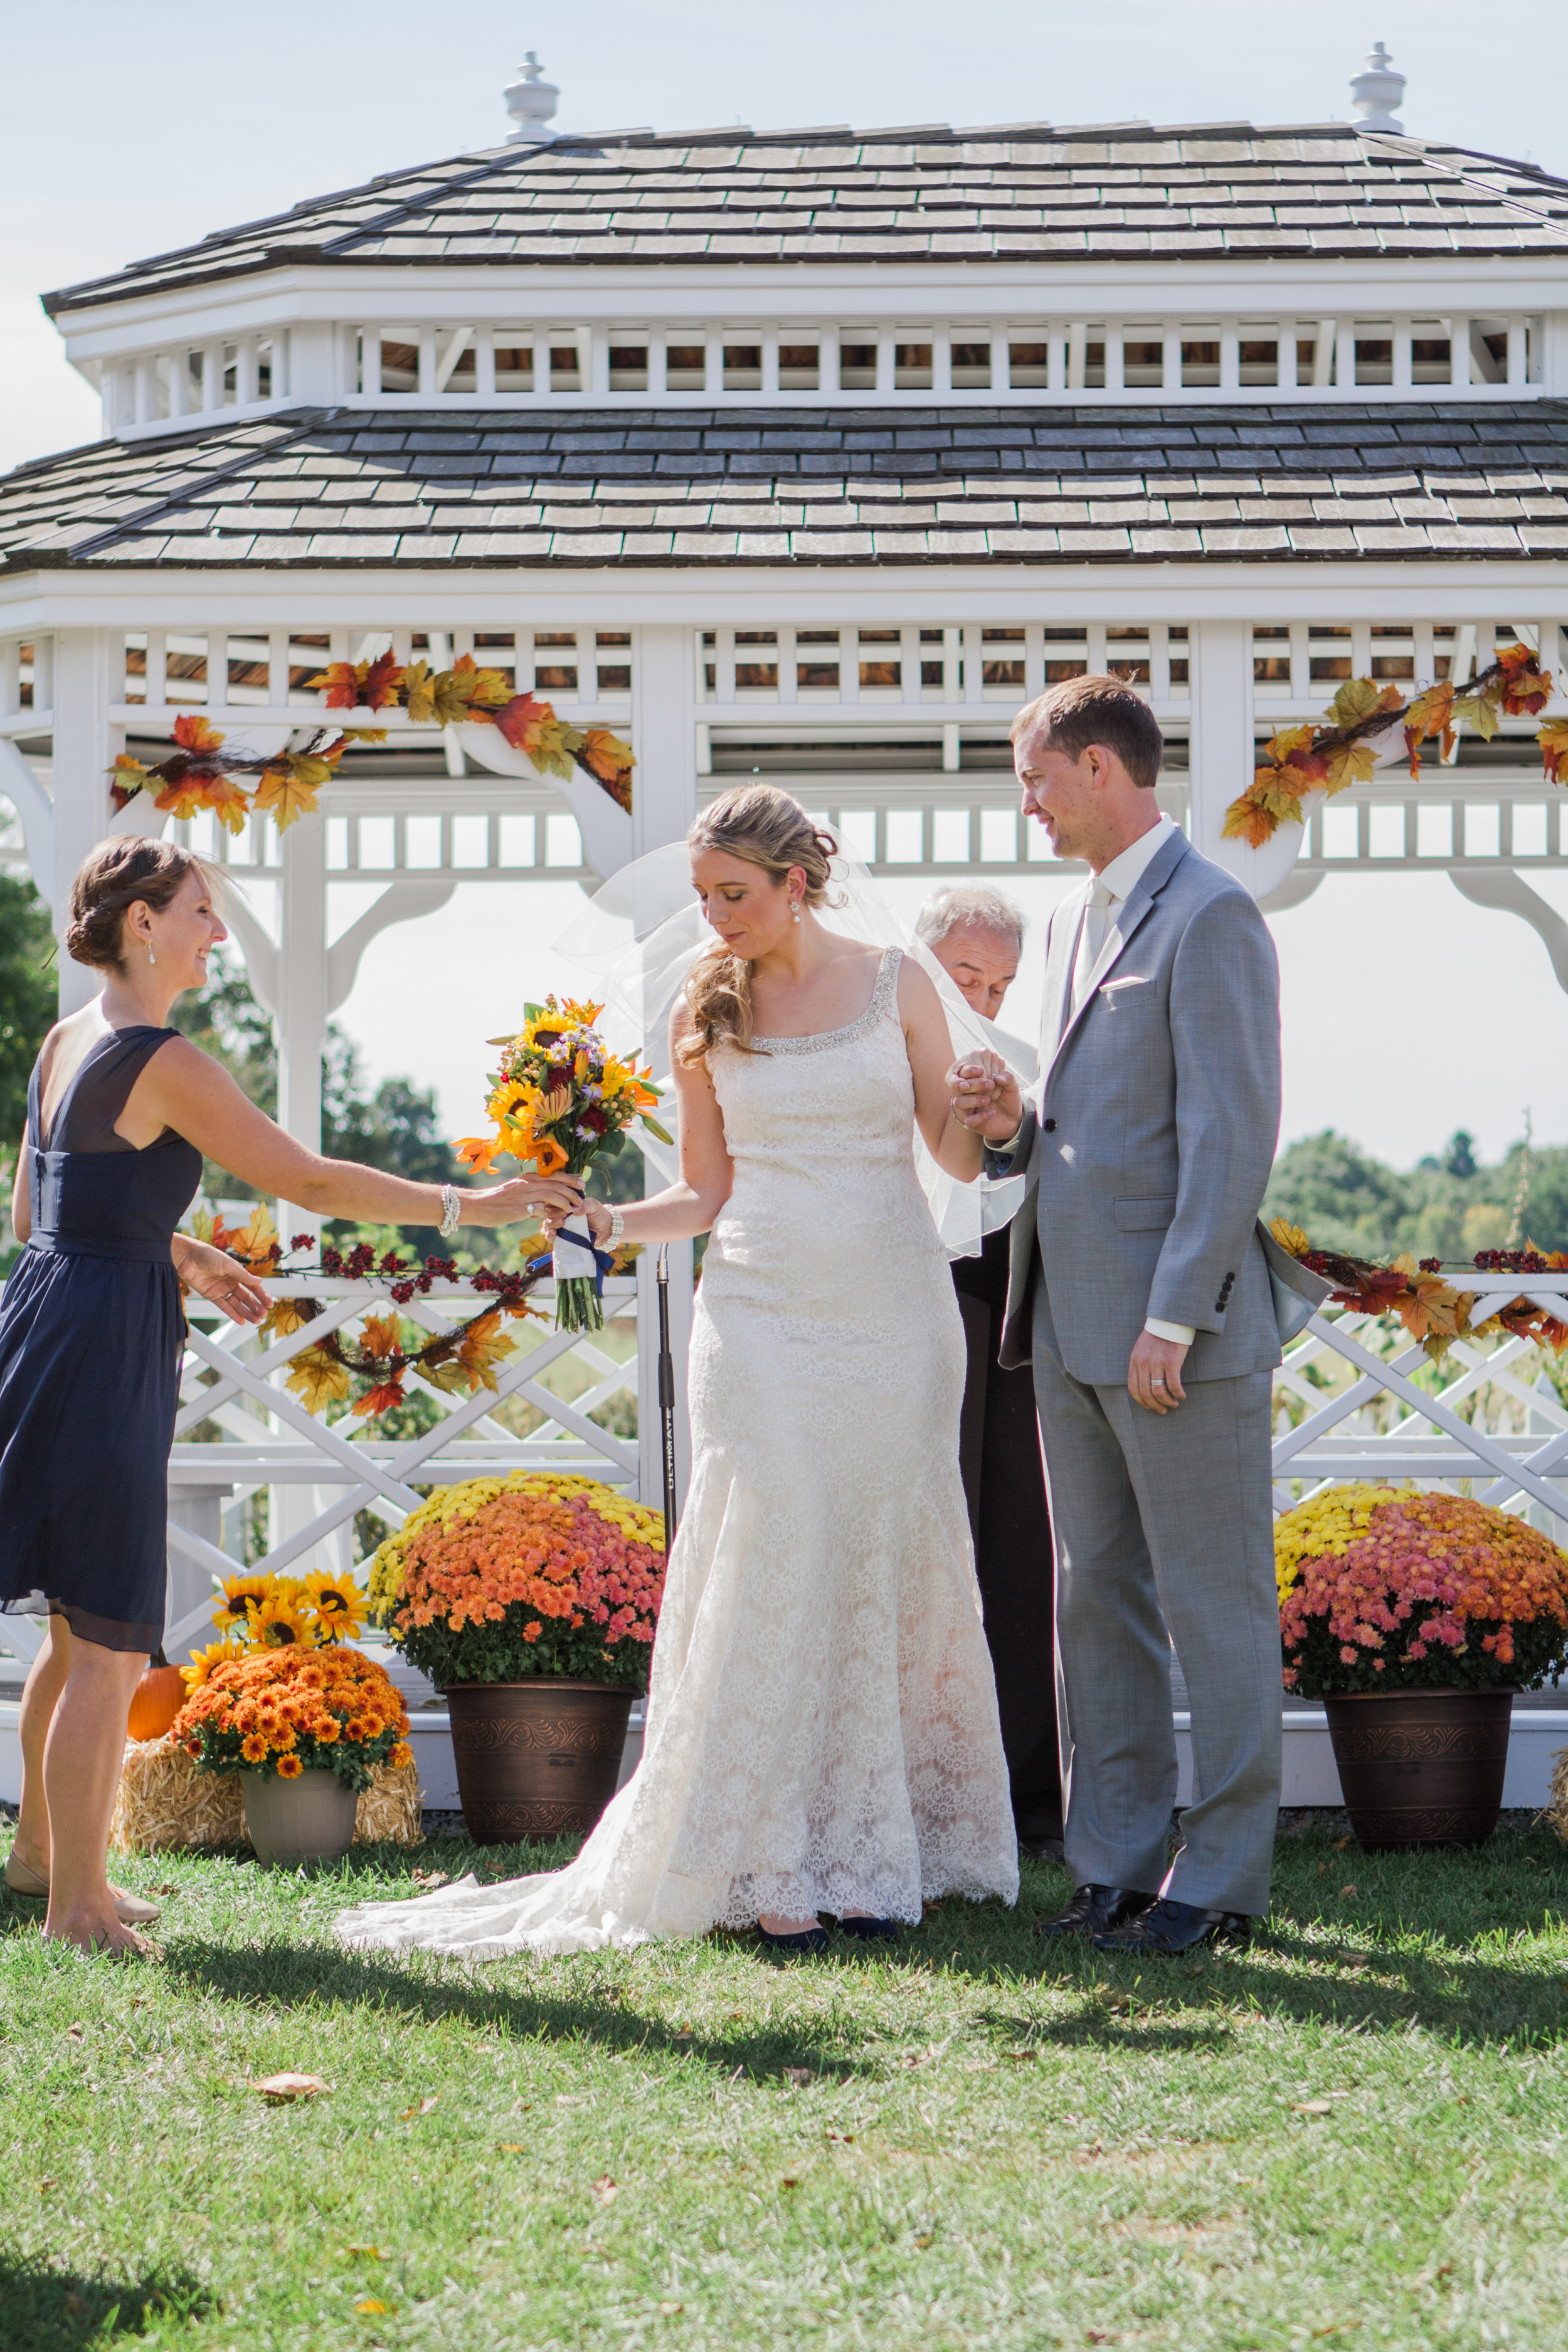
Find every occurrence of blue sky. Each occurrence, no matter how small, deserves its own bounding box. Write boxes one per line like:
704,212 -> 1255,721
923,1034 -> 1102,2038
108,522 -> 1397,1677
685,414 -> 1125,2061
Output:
4,3 -> 1567,1162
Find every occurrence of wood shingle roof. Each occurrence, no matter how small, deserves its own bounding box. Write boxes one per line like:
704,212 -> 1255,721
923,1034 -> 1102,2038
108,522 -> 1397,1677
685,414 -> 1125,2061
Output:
4,404 -> 1567,571
42,124 -> 1568,313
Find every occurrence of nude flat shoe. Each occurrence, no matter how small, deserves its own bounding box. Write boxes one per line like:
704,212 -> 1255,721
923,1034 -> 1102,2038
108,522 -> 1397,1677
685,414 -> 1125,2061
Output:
4,1851 -> 162,1925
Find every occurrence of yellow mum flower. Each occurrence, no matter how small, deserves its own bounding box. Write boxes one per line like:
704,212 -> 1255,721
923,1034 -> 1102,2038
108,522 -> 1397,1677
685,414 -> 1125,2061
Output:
275,1752 -> 305,1779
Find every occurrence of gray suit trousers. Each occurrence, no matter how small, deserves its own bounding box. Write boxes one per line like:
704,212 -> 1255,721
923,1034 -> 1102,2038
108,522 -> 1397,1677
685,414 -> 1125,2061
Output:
1030,1278 -> 1281,1915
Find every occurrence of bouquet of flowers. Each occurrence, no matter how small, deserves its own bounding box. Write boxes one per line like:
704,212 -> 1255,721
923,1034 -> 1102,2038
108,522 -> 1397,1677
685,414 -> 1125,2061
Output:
455,997 -> 670,1332
367,1471 -> 667,1692
1277,1483 -> 1568,1697
171,1647 -> 412,1793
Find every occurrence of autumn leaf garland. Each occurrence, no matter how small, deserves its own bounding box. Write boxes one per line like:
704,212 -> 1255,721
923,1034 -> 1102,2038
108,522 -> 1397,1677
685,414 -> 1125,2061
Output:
108,653 -> 636,833
1269,1218 -> 1568,1364
1226,643 -> 1562,849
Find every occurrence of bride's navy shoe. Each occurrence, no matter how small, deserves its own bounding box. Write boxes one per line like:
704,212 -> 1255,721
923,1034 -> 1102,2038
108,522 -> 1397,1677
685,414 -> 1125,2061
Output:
758,1924 -> 830,1954
835,1915 -> 899,1941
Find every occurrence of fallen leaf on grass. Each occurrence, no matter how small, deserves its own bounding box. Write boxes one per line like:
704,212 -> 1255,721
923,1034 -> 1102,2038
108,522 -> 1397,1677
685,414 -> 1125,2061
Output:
1332,1837 -> 1351,1851
659,2304 -> 684,2316
1087,2335 -> 1113,2346
339,2245 -> 384,2259
780,2176 -> 800,2190
1338,1885 -> 1358,1899
35,2178 -> 55,2193
254,2072 -> 326,2102
66,2023 -> 84,2040
410,1868 -> 449,1890
592,2176 -> 618,2205
1097,1993 -> 1132,2014
354,2300 -> 391,2316
913,2232 -> 933,2248
826,2129 -> 854,2144
400,2096 -> 438,2118
1291,2100 -> 1333,2116
782,2066 -> 812,2087
500,2143 -> 524,2153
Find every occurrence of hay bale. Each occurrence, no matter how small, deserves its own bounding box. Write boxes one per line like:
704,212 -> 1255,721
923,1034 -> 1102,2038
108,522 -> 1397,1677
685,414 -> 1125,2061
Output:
110,1735 -> 243,1853
1543,1744 -> 1568,1845
110,1737 -> 422,1853
354,1756 -> 421,1846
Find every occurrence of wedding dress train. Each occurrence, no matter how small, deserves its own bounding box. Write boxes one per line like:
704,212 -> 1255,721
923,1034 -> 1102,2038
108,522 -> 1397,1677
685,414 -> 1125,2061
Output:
334,947 -> 1018,1959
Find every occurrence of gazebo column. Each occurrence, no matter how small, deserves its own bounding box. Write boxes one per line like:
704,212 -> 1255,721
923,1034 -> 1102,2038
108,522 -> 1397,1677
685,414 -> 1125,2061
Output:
273,815 -> 328,1245
630,622 -> 699,1511
51,628 -> 121,1013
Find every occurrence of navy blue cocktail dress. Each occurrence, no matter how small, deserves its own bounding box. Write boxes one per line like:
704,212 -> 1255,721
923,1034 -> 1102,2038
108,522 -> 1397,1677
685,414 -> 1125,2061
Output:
0,1027 -> 200,1654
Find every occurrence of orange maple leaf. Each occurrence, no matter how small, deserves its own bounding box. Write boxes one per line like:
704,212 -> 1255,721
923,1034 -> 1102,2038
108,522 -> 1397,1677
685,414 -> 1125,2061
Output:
305,662 -> 364,709
493,692 -> 549,752
578,726 -> 633,785
1539,719 -> 1568,786
358,649 -> 403,709
171,712 -> 225,754
1496,642 -> 1553,716
358,1312 -> 403,1362
1402,681 -> 1456,778
1221,786 -> 1279,848
455,1307 -> 518,1394
352,1379 -> 407,1419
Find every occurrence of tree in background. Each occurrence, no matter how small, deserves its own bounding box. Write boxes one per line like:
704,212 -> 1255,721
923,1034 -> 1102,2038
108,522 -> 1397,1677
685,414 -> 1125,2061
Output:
0,873 -> 58,1161
1266,1127 -> 1568,1263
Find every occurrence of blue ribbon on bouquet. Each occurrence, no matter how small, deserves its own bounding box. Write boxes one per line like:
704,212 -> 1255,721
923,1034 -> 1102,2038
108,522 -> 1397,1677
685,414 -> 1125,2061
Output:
526,1219 -> 619,1298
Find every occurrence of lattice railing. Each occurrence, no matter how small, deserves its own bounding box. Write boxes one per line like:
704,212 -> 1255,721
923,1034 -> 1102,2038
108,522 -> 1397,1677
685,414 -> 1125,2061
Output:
158,1275 -> 640,1658
1272,1276 -> 1568,1535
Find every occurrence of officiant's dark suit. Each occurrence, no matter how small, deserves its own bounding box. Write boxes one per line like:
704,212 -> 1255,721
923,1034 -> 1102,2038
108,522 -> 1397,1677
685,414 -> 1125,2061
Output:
919,891 -> 1062,1858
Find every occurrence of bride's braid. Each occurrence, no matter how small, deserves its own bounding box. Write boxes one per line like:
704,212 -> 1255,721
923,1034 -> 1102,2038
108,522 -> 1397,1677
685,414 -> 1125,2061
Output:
679,785 -> 838,1067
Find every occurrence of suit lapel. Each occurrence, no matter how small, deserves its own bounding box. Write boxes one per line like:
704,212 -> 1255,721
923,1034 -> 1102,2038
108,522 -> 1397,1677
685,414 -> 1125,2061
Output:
1038,884 -> 1085,1068
1043,827 -> 1190,1083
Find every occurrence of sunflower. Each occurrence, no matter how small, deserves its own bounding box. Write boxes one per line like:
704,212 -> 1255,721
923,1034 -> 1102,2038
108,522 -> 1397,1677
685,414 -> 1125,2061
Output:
240,1732 -> 269,1763
275,1752 -> 304,1779
213,1574 -> 272,1634
248,1595 -> 315,1650
299,1571 -> 368,1643
181,1636 -> 241,1692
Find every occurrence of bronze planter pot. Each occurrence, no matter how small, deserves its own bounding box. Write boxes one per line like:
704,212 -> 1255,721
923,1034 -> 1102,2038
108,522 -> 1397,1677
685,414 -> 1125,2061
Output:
1324,1687 -> 1515,1852
444,1679 -> 634,1845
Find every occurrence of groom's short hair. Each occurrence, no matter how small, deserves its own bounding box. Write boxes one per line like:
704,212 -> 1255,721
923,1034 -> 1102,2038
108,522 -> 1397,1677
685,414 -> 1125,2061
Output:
1010,672 -> 1164,790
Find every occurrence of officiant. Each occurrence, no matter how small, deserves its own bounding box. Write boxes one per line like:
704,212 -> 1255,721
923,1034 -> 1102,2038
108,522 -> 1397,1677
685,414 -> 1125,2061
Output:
918,886 -> 1062,1861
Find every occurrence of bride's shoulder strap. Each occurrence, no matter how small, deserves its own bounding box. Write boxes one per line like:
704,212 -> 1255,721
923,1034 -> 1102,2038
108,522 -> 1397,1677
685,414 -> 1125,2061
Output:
872,943 -> 903,1018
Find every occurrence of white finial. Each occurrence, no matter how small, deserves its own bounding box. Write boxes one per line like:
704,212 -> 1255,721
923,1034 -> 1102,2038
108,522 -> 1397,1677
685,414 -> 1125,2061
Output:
1350,41 -> 1406,134
505,50 -> 559,144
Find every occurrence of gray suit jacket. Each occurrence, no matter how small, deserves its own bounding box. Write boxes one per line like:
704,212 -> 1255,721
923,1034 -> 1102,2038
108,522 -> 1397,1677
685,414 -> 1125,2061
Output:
992,827 -> 1313,1384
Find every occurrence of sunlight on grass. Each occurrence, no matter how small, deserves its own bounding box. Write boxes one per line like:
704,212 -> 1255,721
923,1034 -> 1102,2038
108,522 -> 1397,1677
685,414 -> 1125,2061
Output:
3,1820 -> 1567,2349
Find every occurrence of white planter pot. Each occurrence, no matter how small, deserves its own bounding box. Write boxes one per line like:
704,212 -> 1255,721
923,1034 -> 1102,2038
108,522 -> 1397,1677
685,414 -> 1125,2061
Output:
241,1767 -> 358,1865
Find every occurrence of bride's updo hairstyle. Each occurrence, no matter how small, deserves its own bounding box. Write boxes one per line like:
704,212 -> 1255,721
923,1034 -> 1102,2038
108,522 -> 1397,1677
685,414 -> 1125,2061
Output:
65,837 -> 220,970
679,784 -> 839,1066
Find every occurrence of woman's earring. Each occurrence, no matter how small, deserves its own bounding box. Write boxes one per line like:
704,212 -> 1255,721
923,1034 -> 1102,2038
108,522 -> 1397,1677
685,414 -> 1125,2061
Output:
147,945 -> 156,966
791,898 -> 801,924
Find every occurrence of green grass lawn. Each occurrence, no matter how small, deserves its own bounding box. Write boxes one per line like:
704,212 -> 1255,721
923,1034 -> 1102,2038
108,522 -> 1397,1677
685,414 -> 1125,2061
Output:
4,1815 -> 1568,2352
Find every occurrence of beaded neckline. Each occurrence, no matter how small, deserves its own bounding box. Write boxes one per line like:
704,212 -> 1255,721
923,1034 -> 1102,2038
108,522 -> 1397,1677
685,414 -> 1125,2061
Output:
751,947 -> 901,1056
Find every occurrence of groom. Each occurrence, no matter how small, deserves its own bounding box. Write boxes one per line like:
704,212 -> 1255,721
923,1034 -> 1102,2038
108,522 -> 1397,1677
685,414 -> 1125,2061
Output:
952,673 -> 1295,1956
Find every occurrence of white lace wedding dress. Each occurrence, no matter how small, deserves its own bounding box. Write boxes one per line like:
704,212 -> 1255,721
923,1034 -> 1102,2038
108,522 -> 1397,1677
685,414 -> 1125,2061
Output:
334,947 -> 1018,1959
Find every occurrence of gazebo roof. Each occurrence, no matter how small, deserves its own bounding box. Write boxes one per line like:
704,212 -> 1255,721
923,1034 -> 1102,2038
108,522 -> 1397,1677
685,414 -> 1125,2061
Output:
42,122 -> 1568,315
4,401 -> 1566,573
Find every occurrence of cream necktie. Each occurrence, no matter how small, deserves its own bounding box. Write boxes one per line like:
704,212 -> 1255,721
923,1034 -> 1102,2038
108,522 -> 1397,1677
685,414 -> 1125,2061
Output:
1069,879 -> 1116,1022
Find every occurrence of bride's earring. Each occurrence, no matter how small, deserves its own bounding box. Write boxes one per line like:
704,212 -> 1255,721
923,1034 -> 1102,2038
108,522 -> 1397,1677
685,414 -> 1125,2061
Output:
147,944 -> 156,966
791,898 -> 801,924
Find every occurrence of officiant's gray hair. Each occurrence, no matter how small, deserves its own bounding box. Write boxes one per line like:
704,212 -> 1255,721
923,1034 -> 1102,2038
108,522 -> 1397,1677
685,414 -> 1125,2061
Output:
915,885 -> 1027,956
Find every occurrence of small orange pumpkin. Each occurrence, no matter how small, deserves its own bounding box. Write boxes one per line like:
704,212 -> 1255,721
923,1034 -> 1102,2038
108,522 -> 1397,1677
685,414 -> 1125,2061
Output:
127,1652 -> 186,1744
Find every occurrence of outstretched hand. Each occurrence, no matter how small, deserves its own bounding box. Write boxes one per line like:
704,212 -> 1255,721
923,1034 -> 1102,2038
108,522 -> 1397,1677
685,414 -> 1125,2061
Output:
945,1049 -> 1025,1144
464,1174 -> 585,1227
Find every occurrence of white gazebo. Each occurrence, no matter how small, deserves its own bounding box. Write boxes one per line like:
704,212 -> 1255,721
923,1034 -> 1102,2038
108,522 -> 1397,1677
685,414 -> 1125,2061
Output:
3,53 -> 1567,1794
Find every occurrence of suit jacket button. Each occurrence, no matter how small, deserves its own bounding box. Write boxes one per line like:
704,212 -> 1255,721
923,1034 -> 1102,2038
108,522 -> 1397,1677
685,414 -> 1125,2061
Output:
1042,1118 -> 1057,1133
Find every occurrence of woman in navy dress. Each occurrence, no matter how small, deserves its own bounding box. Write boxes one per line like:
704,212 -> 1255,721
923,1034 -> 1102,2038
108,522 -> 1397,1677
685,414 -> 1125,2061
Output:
1,837 -> 579,1955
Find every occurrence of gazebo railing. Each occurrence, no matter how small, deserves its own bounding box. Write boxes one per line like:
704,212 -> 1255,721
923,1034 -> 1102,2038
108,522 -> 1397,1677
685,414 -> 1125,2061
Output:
150,1274 -> 640,1660
1272,1276 -> 1568,1534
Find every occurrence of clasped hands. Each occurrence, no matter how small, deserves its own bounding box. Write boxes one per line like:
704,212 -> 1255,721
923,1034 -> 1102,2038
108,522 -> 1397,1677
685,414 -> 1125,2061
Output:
945,1049 -> 1025,1143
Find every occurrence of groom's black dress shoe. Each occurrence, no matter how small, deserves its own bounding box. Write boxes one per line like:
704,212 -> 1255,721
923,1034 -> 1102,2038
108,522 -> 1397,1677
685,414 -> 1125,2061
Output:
1034,1884 -> 1157,1940
1091,1897 -> 1254,1956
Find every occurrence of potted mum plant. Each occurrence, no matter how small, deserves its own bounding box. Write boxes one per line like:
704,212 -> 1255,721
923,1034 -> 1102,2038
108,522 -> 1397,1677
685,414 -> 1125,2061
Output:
368,1471 -> 667,1843
1278,1484 -> 1568,1851
172,1640 -> 411,1865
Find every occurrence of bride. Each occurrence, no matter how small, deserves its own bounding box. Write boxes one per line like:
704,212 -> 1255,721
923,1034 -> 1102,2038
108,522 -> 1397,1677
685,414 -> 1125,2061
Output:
334,783 -> 1018,1959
